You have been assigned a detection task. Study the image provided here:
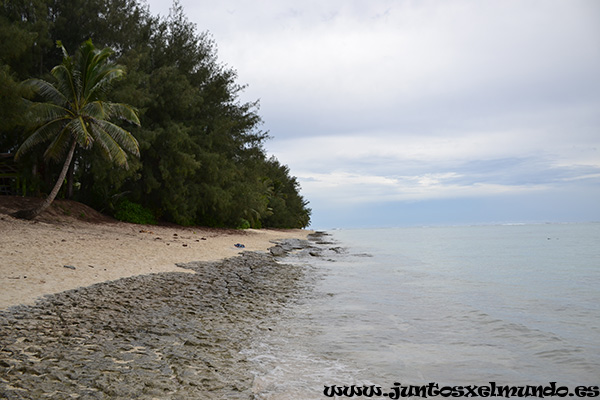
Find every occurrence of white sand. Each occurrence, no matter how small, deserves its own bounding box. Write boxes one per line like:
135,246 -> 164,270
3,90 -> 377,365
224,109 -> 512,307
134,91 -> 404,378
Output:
0,215 -> 311,309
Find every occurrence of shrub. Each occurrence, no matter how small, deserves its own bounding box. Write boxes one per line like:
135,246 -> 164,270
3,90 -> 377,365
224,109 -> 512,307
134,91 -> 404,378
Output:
237,218 -> 251,230
114,199 -> 157,225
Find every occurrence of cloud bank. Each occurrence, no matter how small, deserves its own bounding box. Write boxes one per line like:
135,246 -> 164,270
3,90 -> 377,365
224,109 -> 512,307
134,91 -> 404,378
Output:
148,0 -> 600,227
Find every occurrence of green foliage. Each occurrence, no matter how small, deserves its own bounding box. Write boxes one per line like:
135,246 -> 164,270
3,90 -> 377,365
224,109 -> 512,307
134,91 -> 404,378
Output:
0,66 -> 26,152
16,40 -> 141,166
9,38 -> 142,219
2,0 -> 311,228
114,199 -> 157,225
237,219 -> 251,230
261,157 -> 312,228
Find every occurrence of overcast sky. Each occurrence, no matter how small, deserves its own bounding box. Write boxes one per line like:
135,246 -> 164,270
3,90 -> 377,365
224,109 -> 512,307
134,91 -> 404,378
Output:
146,0 -> 600,229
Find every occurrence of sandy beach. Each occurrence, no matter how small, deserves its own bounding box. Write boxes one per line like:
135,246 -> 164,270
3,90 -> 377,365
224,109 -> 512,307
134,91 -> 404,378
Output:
0,196 -> 322,399
0,196 -> 312,309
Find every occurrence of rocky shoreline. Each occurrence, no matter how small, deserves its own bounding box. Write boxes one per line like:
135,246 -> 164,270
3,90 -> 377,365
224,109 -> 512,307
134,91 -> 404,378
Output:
0,234 -> 330,399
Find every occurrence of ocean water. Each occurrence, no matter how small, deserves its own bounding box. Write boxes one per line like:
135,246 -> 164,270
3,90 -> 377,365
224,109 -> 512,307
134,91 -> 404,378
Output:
246,223 -> 600,399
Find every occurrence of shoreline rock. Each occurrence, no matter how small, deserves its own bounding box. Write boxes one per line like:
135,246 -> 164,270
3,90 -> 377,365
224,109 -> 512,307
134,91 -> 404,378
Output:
0,241 -> 320,399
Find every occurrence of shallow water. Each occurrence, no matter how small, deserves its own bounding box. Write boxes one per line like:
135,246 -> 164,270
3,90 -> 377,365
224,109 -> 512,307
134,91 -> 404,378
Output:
248,223 -> 600,398
2,226 -> 597,399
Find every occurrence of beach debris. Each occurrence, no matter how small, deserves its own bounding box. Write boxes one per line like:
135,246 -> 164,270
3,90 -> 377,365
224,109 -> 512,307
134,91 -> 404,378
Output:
63,265 -> 76,270
234,243 -> 245,248
182,244 -> 188,247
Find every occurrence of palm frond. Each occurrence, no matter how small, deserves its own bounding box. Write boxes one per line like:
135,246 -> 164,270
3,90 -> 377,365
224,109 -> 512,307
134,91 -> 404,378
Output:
88,123 -> 129,167
26,103 -> 72,127
43,128 -> 73,162
21,79 -> 68,106
64,117 -> 94,149
86,123 -> 112,161
103,102 -> 140,126
82,101 -> 107,120
90,46 -> 114,69
78,41 -> 97,98
52,64 -> 78,104
85,66 -> 126,102
56,40 -> 70,61
15,119 -> 68,159
79,41 -> 116,100
71,68 -> 84,102
93,118 -> 140,157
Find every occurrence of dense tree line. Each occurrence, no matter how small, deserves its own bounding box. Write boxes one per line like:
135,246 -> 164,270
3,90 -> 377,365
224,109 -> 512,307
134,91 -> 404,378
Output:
0,0 -> 311,228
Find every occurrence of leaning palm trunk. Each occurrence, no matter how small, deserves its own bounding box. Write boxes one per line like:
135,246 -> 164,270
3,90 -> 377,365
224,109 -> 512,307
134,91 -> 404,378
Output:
13,140 -> 77,220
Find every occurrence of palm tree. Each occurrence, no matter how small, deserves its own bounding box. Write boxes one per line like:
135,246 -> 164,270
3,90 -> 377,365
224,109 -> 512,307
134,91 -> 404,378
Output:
13,39 -> 140,220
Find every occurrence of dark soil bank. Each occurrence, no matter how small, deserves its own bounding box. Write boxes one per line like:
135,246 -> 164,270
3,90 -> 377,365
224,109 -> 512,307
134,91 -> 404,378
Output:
0,236 -> 327,399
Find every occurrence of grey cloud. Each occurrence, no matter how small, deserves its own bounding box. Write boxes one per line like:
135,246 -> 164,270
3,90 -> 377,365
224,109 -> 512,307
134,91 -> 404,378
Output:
146,0 -> 600,226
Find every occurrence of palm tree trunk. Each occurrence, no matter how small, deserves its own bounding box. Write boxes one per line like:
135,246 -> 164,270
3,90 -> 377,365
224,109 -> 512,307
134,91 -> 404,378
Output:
13,139 -> 77,220
66,151 -> 75,199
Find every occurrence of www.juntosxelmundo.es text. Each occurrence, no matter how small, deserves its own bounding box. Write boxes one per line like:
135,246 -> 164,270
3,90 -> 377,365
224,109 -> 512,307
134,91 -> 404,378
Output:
324,382 -> 600,398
